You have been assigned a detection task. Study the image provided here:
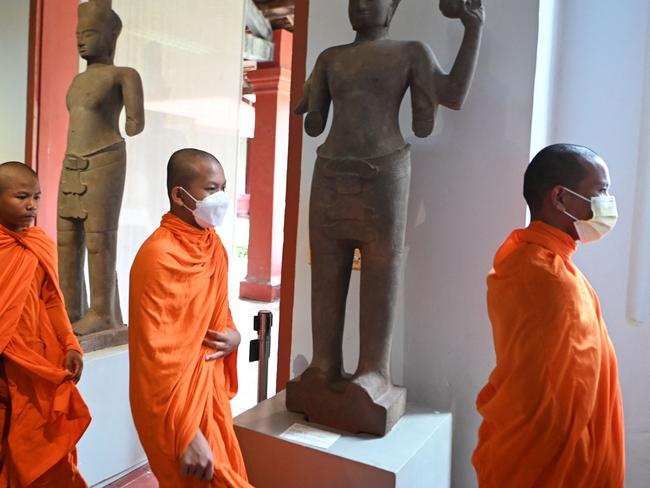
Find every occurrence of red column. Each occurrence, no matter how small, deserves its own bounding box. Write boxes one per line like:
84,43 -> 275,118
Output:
240,30 -> 293,302
26,0 -> 78,239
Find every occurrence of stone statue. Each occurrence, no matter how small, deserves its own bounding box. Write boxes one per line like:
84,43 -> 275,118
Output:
57,0 -> 144,346
286,0 -> 484,435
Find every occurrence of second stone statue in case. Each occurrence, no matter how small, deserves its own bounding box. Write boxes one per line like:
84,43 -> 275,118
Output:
57,0 -> 144,346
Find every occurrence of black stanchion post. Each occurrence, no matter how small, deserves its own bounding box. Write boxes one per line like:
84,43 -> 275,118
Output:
249,310 -> 273,403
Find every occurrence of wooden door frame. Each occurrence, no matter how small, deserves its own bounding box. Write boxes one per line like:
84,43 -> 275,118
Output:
276,0 -> 309,391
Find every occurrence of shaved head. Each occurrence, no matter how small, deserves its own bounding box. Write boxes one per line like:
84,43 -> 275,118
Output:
0,161 -> 40,232
523,144 -> 598,213
166,148 -> 222,198
0,162 -> 39,193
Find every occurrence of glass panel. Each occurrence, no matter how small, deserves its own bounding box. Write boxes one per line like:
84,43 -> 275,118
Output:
106,0 -> 246,315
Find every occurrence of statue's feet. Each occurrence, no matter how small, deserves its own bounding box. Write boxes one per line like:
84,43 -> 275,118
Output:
73,310 -> 122,336
301,363 -> 346,384
350,370 -> 392,400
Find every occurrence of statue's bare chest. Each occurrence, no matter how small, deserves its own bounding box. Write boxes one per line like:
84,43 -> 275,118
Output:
67,70 -> 121,111
326,44 -> 411,99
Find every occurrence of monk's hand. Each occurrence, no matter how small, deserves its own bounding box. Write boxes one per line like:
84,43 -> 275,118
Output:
203,328 -> 241,361
64,350 -> 83,383
180,430 -> 214,482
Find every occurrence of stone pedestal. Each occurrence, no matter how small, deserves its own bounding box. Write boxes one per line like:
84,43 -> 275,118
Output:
234,391 -> 452,488
77,345 -> 146,487
286,369 -> 406,436
78,326 -> 128,353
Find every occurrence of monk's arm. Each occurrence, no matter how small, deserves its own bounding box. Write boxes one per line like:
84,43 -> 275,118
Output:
294,51 -> 331,137
433,1 -> 484,110
485,265 -> 588,426
119,67 -> 145,137
42,285 -> 82,354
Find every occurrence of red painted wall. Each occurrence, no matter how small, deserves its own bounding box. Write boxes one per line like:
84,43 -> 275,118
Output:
26,0 -> 79,239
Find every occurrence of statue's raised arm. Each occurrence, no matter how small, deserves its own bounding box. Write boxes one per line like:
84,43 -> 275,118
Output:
409,0 -> 484,137
437,0 -> 484,109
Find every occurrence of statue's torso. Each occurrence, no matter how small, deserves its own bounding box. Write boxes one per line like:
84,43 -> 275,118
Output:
66,65 -> 125,156
319,40 -> 423,159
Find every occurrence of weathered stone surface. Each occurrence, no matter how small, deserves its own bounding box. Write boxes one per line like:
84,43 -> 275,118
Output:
286,0 -> 484,435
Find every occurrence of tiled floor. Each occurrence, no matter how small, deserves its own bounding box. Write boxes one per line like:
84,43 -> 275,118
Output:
106,465 -> 158,487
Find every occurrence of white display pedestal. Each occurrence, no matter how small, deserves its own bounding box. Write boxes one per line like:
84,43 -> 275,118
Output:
76,345 -> 147,487
234,390 -> 452,488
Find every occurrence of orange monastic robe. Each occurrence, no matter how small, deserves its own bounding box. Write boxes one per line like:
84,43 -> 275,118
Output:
0,225 -> 91,488
129,213 -> 252,488
472,221 -> 625,487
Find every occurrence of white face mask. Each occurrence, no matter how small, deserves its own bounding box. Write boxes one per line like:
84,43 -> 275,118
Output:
180,188 -> 229,228
561,187 -> 618,243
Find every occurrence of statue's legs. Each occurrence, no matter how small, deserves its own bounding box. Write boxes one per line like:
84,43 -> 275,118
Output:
352,147 -> 411,392
353,248 -> 404,392
73,230 -> 121,335
308,158 -> 356,379
71,142 -> 126,335
286,148 -> 410,434
307,146 -> 410,383
57,216 -> 88,323
309,246 -> 355,379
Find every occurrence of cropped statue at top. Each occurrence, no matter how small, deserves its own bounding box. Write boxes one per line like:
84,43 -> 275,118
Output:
286,0 -> 484,435
57,0 -> 144,348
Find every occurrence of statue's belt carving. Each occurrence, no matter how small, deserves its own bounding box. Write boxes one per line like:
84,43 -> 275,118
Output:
313,146 -> 411,244
321,159 -> 380,195
61,155 -> 90,196
59,140 -> 125,220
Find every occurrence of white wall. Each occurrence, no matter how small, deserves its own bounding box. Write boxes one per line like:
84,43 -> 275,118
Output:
0,0 -> 29,163
290,1 -> 540,487
543,1 -> 650,486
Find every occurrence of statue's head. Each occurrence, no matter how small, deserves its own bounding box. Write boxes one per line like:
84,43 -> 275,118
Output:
77,0 -> 122,62
348,0 -> 402,31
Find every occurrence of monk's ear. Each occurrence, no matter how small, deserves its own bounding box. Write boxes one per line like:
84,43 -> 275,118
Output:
550,186 -> 566,212
170,186 -> 186,208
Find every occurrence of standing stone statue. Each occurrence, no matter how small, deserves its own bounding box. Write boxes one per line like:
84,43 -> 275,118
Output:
286,0 -> 484,435
58,0 -> 144,346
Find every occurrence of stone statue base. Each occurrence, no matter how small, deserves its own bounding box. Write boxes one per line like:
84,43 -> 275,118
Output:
78,326 -> 128,353
285,368 -> 406,436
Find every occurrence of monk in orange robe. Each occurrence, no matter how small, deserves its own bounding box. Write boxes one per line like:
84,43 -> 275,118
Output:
0,162 -> 91,487
472,144 -> 625,487
129,149 -> 252,487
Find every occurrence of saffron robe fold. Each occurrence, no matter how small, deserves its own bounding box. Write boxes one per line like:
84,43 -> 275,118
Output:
129,213 -> 251,488
472,221 -> 625,487
0,225 -> 90,487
